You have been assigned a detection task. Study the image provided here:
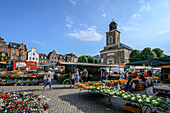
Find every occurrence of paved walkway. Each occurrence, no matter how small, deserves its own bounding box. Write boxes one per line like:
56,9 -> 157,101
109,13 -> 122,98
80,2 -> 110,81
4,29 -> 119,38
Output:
0,83 -> 163,113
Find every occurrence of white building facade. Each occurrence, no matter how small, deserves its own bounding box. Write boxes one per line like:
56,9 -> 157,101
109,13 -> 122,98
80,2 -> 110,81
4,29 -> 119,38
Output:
27,48 -> 39,65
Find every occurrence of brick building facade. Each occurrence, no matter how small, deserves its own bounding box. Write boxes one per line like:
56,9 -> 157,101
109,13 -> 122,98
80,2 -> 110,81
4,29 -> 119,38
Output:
0,37 -> 10,61
8,42 -> 27,61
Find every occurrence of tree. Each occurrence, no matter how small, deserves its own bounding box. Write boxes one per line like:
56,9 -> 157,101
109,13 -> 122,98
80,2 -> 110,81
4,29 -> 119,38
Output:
78,55 -> 88,63
94,59 -> 99,64
87,56 -> 95,63
140,47 -> 156,60
152,48 -> 164,58
129,50 -> 140,62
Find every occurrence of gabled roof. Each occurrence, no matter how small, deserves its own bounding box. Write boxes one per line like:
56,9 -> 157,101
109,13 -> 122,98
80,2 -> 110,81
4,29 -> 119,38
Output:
119,43 -> 133,51
8,42 -> 26,49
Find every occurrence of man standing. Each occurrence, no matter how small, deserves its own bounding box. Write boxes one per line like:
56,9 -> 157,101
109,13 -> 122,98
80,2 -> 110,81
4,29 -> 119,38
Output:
82,68 -> 88,82
125,72 -> 133,93
43,68 -> 53,91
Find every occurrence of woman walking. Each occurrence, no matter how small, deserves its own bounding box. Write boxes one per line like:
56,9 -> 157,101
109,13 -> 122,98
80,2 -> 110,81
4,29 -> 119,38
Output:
43,68 -> 53,91
73,69 -> 80,88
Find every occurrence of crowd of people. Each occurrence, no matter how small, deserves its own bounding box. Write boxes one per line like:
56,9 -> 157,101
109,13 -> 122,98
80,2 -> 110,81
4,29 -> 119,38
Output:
43,67 -> 162,91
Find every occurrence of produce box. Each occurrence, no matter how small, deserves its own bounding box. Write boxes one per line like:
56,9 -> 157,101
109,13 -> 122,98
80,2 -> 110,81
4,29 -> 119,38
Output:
136,83 -> 145,91
123,103 -> 142,113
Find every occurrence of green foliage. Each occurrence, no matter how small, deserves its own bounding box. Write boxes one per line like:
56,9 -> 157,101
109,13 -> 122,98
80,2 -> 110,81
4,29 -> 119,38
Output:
129,50 -> 140,62
94,59 -> 99,64
88,56 -> 95,63
78,55 -> 88,63
40,63 -> 43,65
152,48 -> 164,58
163,54 -> 168,57
140,47 -> 156,60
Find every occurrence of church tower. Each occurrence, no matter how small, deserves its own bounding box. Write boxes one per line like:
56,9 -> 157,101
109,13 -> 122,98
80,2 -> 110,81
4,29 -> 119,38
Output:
106,19 -> 120,46
100,19 -> 133,64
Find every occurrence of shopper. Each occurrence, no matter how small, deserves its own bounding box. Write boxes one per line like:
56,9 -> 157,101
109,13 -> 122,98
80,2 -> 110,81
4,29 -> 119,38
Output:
125,72 -> 133,93
100,70 -> 103,81
139,73 -> 146,82
26,67 -> 29,73
73,69 -> 79,88
133,71 -> 138,78
43,68 -> 53,91
124,69 -> 129,79
82,68 -> 88,82
120,72 -> 125,79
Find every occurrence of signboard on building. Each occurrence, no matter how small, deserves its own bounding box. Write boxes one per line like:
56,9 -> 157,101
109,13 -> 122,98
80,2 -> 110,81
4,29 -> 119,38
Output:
14,61 -> 37,70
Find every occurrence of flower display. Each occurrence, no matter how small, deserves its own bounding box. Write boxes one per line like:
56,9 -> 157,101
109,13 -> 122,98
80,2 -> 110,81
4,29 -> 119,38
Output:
0,91 -> 49,113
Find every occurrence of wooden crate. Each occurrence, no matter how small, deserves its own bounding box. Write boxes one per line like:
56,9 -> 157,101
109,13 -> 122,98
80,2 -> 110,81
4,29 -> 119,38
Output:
136,83 -> 145,91
123,103 -> 142,113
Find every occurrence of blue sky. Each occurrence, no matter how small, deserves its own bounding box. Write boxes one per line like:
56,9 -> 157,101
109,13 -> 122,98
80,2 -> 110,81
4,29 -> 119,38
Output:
0,0 -> 170,57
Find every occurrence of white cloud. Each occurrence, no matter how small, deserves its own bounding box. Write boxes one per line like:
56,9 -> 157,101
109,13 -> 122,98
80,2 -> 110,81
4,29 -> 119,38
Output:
158,29 -> 170,35
66,24 -> 72,28
30,40 -> 46,47
102,14 -> 106,17
66,16 -> 74,28
131,14 -> 140,18
67,27 -> 103,41
80,24 -> 88,27
140,3 -> 150,12
69,0 -> 77,6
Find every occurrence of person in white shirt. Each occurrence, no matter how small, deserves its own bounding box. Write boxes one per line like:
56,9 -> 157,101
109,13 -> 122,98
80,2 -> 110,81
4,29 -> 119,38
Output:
43,68 -> 53,91
120,72 -> 125,79
26,67 -> 29,73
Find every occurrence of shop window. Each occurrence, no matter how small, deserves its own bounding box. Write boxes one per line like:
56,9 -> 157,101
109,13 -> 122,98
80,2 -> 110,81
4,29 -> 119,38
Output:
15,56 -> 17,60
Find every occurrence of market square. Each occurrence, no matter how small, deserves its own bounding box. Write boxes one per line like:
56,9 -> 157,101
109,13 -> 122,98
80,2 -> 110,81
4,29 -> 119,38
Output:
0,0 -> 170,113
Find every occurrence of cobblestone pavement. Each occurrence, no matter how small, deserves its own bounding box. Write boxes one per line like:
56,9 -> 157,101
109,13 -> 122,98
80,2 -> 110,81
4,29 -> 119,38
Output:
0,83 -> 163,113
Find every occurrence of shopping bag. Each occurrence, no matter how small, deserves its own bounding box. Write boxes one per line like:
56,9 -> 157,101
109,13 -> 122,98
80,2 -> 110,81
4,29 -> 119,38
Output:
132,83 -> 136,89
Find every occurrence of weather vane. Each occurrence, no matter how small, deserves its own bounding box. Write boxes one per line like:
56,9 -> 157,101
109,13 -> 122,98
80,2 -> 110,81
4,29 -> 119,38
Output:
112,19 -> 114,21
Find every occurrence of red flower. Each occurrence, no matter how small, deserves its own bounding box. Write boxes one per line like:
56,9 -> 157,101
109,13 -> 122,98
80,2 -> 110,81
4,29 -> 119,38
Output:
9,108 -> 12,111
19,108 -> 21,110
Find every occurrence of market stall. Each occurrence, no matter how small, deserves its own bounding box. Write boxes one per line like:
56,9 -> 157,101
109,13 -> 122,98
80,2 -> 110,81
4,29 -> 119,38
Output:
76,82 -> 170,113
0,71 -> 45,86
56,62 -> 120,84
